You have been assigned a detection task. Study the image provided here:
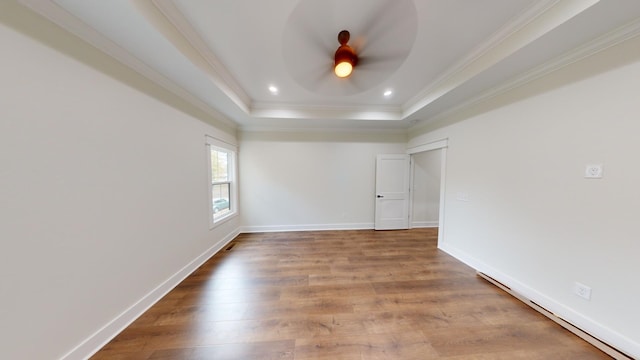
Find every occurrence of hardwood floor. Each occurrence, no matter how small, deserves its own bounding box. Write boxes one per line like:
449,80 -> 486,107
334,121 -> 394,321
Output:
91,229 -> 610,359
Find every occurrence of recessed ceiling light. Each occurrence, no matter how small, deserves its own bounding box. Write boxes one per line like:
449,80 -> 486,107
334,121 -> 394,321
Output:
268,85 -> 279,94
383,89 -> 393,97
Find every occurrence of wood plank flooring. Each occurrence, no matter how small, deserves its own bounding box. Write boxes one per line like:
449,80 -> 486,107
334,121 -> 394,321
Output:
91,229 -> 610,359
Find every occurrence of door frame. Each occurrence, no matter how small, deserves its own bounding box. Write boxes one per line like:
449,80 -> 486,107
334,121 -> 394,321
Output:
374,154 -> 411,230
407,138 -> 448,246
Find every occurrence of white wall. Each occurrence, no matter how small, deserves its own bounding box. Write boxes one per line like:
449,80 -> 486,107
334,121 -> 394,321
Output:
409,35 -> 640,357
239,131 -> 406,231
0,3 -> 239,359
411,150 -> 441,227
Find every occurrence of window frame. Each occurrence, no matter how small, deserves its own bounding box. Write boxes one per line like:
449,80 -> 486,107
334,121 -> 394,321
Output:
205,135 -> 238,229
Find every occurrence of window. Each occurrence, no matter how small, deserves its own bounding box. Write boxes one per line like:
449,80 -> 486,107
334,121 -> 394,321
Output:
206,136 -> 237,227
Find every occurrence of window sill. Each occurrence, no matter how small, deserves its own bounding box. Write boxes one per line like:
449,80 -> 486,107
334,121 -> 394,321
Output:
209,211 -> 238,230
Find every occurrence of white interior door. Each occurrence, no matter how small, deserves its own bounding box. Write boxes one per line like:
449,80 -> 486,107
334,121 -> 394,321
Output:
375,154 -> 410,230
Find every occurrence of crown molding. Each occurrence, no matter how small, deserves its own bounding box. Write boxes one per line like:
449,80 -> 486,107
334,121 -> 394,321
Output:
149,0 -> 252,114
239,124 -> 409,135
403,0 -> 560,109
250,103 -> 403,121
402,0 -> 598,118
18,0 -> 238,128
19,0 -> 629,134
410,16 -> 640,133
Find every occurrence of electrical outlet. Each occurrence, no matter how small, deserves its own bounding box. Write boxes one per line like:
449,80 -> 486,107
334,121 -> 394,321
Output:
584,164 -> 603,178
573,282 -> 592,300
456,192 -> 469,202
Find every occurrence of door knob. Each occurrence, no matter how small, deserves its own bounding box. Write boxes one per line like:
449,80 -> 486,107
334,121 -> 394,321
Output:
376,195 -> 384,198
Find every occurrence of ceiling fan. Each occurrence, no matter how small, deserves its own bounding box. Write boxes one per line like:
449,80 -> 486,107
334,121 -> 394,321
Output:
334,30 -> 358,78
283,0 -> 418,95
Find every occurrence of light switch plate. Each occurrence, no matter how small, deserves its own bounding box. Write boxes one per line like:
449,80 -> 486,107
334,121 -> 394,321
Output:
584,164 -> 603,178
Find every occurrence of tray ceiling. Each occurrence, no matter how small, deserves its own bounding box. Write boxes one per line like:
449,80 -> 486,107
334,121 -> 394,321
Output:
20,0 -> 640,131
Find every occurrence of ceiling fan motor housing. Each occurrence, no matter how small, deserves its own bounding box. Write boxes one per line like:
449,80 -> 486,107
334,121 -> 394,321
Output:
334,30 -> 358,77
335,44 -> 358,66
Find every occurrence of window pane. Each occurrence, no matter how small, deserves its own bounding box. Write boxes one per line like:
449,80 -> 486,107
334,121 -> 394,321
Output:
207,140 -> 235,227
210,149 -> 229,182
212,183 -> 230,221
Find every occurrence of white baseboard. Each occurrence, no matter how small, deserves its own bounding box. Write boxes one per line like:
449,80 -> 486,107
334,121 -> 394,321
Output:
241,222 -> 374,233
438,242 -> 639,359
61,228 -> 241,360
411,220 -> 439,228
64,228 -> 638,359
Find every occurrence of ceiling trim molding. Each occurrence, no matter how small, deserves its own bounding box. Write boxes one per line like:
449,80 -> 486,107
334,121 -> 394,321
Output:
402,0 -> 598,118
250,103 -> 403,121
239,124 -> 409,135
407,138 -> 449,154
19,0 -> 634,134
149,0 -> 252,113
18,0 -> 238,128
410,16 -> 640,133
404,0 -> 560,109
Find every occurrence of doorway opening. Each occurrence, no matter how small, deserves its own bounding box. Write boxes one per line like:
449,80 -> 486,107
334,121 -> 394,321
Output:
407,139 -> 448,246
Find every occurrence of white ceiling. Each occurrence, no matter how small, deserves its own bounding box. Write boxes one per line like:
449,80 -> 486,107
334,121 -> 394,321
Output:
20,0 -> 640,132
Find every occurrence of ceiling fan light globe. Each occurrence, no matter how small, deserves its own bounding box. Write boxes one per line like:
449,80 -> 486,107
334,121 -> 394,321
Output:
335,62 -> 353,78
334,41 -> 357,78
